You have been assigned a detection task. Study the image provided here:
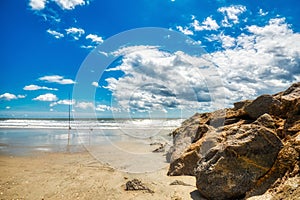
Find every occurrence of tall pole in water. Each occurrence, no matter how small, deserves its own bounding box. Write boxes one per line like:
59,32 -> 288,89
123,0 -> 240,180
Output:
68,93 -> 71,130
68,93 -> 71,147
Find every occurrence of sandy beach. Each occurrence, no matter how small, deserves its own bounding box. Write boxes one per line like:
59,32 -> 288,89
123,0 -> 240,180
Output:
0,150 -> 200,200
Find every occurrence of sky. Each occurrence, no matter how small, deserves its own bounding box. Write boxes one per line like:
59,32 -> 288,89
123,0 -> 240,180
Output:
0,0 -> 299,119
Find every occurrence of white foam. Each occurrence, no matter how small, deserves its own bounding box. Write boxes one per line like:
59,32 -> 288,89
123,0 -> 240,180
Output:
0,119 -> 183,130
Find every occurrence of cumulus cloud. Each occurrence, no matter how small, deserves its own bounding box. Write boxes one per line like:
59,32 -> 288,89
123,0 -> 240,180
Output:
86,34 -> 104,44
47,29 -> 64,39
218,5 -> 246,26
203,17 -> 300,101
33,93 -> 58,101
23,84 -> 58,91
29,0 -> 87,10
104,45 -> 222,113
209,33 -> 236,49
54,0 -> 87,10
29,0 -> 47,10
38,75 -> 75,84
75,102 -> 94,110
65,27 -> 85,40
0,93 -> 17,101
176,26 -> 194,35
0,93 -> 26,101
104,17 -> 300,113
192,17 -> 220,31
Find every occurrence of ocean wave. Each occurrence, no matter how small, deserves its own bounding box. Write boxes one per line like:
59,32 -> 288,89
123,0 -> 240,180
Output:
0,119 -> 183,130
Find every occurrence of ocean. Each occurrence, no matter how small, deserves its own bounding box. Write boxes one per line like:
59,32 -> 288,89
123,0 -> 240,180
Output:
0,119 -> 181,153
0,118 -> 182,172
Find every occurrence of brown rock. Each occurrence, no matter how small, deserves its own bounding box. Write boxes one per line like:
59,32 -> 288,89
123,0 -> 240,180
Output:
195,125 -> 283,200
244,94 -> 281,119
233,100 -> 252,110
168,129 -> 223,176
125,179 -> 154,193
167,82 -> 300,200
254,113 -> 276,129
166,113 -> 211,163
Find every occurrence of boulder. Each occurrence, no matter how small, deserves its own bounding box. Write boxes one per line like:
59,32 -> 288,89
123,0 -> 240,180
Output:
166,108 -> 244,163
195,124 -> 283,200
168,129 -> 222,176
166,113 -> 211,163
244,94 -> 281,119
167,82 -> 300,200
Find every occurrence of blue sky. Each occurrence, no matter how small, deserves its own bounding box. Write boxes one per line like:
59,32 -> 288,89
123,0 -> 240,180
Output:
0,0 -> 299,118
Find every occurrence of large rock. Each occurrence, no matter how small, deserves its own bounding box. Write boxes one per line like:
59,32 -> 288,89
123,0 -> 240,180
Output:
166,113 -> 212,163
168,128 -> 221,176
244,94 -> 281,119
195,124 -> 283,200
166,108 -> 245,163
167,82 -> 300,199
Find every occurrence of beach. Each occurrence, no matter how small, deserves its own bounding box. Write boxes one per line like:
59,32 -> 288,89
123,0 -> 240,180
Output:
0,150 -> 199,200
0,118 -> 202,200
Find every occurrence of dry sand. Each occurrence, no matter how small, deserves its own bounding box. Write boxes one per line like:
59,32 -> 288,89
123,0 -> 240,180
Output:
0,150 -> 203,200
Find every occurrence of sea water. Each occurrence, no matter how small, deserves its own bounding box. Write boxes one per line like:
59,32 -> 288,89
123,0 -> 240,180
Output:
0,118 -> 182,156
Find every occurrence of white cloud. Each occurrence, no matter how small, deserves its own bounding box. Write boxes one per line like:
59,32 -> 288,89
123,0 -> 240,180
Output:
54,0 -> 86,10
203,17 -> 300,101
75,102 -> 94,110
192,17 -> 220,31
218,5 -> 246,26
38,75 -> 75,84
29,0 -> 47,10
0,93 -> 25,101
17,95 -> 26,99
104,45 -> 222,113
65,27 -> 85,40
91,82 -> 99,87
23,84 -> 58,91
33,93 -> 58,102
104,17 -> 300,113
209,33 -> 236,49
81,45 -> 94,49
95,104 -> 120,112
258,9 -> 268,16
98,51 -> 109,57
176,26 -> 194,35
47,29 -> 64,39
247,18 -> 291,36
50,99 -> 75,107
86,34 -> 103,44
95,104 -> 110,112
6,106 -> 11,110
0,93 -> 17,101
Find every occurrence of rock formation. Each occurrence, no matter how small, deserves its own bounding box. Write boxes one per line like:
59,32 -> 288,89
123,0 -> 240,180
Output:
167,82 -> 300,199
